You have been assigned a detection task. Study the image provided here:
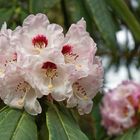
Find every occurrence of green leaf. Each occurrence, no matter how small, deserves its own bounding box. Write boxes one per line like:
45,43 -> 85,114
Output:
0,106 -> 37,140
38,123 -> 49,140
64,0 -> 94,35
91,93 -> 107,140
30,0 -> 60,13
138,0 -> 140,6
133,127 -> 140,140
46,105 -> 89,140
0,0 -> 13,8
0,8 -> 13,26
107,0 -> 140,41
85,0 -> 118,49
92,105 -> 106,140
45,0 -> 60,10
112,126 -> 140,140
103,137 -> 113,140
119,130 -> 134,140
78,114 -> 95,140
64,0 -> 85,22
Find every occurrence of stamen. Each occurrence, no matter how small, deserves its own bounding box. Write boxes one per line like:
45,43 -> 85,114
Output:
18,93 -> 27,106
48,78 -> 53,90
42,61 -> 58,90
76,64 -> 82,70
5,52 -> 17,66
0,68 -> 4,77
15,81 -> 31,105
73,82 -> 88,100
15,81 -> 30,93
62,44 -> 79,63
12,52 -> 17,61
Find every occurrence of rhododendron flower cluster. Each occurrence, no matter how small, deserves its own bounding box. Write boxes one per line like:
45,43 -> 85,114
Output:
101,81 -> 140,135
0,13 -> 103,115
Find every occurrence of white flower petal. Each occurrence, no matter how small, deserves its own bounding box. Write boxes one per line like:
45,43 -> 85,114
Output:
24,90 -> 42,115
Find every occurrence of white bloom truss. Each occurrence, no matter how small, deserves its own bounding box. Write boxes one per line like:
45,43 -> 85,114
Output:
0,14 -> 103,115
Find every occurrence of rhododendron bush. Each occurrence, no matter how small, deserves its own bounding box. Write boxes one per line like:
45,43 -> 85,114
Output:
0,13 -> 104,140
0,10 -> 140,140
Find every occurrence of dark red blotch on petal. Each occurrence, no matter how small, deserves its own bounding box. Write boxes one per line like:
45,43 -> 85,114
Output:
13,52 -> 17,61
32,34 -> 48,47
42,61 -> 57,69
62,45 -> 72,54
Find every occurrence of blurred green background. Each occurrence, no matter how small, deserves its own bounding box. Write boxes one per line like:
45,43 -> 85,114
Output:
0,0 -> 140,88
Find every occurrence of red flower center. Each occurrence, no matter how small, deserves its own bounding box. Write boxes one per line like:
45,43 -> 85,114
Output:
42,61 -> 58,90
61,44 -> 79,64
62,45 -> 72,54
32,34 -> 48,49
42,61 -> 57,70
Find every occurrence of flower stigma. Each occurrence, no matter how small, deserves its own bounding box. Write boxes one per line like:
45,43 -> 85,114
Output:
15,81 -> 31,106
0,68 -> 4,77
42,61 -> 58,91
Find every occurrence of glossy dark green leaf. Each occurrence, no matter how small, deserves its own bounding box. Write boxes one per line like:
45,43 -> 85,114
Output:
85,0 -> 118,49
0,106 -> 37,140
46,105 -> 89,140
107,0 -> 140,41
